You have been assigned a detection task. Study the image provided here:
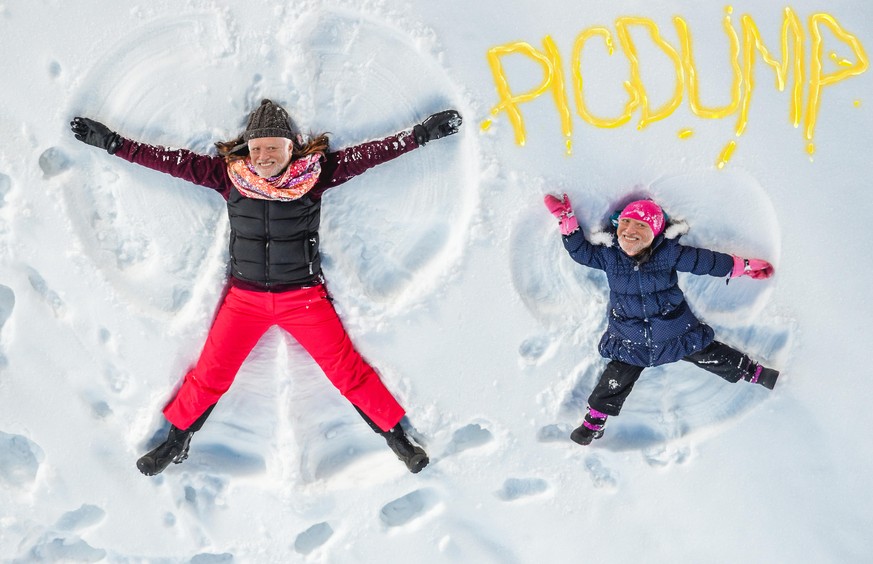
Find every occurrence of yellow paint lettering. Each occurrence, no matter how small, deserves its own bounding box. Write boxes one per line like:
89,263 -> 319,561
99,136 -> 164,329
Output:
738,8 -> 804,137
716,140 -> 737,168
674,9 -> 741,120
614,17 -> 685,129
481,8 -> 869,164
571,27 -> 640,128
806,13 -> 869,155
483,38 -> 572,148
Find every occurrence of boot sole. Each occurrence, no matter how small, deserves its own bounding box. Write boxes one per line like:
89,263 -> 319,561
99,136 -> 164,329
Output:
570,427 -> 603,446
407,452 -> 429,474
136,445 -> 189,476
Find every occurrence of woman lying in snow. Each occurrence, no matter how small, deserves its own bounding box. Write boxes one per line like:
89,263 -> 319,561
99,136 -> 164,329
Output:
544,195 -> 779,445
71,99 -> 462,475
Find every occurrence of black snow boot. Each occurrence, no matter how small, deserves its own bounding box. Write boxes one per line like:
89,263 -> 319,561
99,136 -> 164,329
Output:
354,407 -> 428,473
383,424 -> 429,474
745,363 -> 780,390
136,425 -> 194,476
570,407 -> 607,446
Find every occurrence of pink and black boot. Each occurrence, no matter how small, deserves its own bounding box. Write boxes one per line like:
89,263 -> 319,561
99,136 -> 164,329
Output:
571,407 -> 608,446
744,363 -> 779,390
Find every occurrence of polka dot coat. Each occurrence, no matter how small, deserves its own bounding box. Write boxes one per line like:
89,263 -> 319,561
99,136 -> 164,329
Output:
562,227 -> 734,367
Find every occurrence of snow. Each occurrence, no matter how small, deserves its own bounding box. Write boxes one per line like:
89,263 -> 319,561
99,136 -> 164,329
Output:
2,1 -> 872,562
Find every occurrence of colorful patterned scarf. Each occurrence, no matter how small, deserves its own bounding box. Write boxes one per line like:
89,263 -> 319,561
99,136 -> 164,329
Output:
227,153 -> 322,201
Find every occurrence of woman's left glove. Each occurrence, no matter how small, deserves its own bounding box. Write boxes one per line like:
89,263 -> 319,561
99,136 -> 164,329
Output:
70,117 -> 123,154
413,110 -> 462,145
730,256 -> 774,279
543,193 -> 580,235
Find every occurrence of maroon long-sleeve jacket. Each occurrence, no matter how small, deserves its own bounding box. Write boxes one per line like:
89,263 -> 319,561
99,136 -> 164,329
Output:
113,130 -> 421,290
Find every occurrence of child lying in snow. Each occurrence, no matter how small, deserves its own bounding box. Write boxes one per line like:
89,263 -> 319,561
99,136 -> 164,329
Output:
544,195 -> 778,445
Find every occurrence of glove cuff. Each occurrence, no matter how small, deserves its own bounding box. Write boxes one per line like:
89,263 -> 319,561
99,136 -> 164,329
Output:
413,124 -> 428,146
730,255 -> 749,278
106,134 -> 123,155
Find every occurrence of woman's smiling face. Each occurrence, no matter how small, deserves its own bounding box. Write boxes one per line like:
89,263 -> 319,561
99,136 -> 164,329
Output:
248,137 -> 293,178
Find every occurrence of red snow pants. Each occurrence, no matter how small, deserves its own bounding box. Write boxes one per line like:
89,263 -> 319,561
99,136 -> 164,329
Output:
163,284 -> 406,432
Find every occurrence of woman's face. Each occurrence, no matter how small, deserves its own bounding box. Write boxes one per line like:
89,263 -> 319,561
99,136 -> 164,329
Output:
248,137 -> 293,178
616,218 -> 654,256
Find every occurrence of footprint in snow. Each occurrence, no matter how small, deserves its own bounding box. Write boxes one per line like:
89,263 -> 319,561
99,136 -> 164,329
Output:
191,553 -> 234,564
26,268 -> 65,318
179,474 -> 228,518
443,423 -> 493,457
379,488 -> 438,528
48,59 -> 62,79
15,534 -> 106,562
584,455 -> 618,490
0,431 -> 43,488
294,522 -> 334,555
496,477 -> 549,501
518,334 -> 559,367
38,146 -> 72,178
536,423 -> 573,443
55,504 -> 106,531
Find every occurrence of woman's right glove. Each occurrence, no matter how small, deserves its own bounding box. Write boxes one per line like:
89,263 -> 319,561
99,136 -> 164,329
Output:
70,117 -> 122,154
543,193 -> 580,235
413,110 -> 462,145
730,256 -> 774,279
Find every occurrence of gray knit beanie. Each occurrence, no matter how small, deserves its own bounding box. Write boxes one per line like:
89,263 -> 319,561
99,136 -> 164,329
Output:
243,99 -> 296,141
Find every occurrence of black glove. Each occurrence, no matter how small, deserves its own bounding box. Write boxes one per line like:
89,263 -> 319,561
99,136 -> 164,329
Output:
413,110 -> 462,145
70,117 -> 123,154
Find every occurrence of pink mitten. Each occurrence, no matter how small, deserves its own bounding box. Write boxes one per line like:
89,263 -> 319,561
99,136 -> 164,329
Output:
543,193 -> 579,235
731,256 -> 774,279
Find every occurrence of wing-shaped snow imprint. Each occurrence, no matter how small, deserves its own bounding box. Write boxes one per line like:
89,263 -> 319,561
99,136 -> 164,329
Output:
60,13 -> 235,319
288,9 -> 476,320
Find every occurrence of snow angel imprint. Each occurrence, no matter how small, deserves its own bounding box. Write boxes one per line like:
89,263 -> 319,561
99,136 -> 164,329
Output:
70,99 -> 463,475
543,194 -> 778,445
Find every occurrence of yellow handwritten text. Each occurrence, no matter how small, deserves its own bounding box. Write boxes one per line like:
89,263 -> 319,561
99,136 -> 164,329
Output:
482,7 -> 868,165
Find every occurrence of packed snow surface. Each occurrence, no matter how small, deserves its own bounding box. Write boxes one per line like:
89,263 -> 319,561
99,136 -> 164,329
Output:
1,1 -> 871,562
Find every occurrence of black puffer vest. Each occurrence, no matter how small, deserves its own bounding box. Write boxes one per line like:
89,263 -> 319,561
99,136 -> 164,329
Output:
226,186 -> 322,288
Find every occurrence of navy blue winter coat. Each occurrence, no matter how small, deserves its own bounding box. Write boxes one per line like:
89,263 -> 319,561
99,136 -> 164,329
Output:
562,226 -> 734,367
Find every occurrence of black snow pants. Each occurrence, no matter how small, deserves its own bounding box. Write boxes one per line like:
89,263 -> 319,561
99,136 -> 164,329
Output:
587,340 -> 757,416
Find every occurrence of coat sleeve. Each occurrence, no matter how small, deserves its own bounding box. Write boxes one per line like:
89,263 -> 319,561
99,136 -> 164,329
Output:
674,244 -> 734,276
312,129 -> 421,196
562,229 -> 610,271
113,138 -> 233,198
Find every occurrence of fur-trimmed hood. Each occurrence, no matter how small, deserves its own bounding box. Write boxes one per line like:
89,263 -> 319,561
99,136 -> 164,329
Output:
587,218 -> 690,248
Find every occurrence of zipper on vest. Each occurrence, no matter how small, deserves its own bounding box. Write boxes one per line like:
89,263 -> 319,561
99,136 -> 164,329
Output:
263,202 -> 271,286
308,236 -> 317,275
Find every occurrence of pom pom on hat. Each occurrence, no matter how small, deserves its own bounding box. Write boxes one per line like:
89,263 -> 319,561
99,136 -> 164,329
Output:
619,200 -> 665,236
243,99 -> 296,141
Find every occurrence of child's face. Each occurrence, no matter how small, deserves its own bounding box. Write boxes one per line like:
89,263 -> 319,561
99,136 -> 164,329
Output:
617,218 -> 654,256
